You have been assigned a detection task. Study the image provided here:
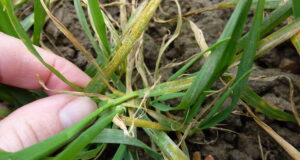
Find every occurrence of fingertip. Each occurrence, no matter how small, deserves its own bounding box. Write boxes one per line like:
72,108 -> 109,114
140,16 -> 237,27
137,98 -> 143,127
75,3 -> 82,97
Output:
59,96 -> 97,128
0,94 -> 96,152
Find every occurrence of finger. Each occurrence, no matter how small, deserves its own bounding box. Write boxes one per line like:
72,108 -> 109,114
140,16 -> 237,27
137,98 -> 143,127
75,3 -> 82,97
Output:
0,94 -> 97,152
0,32 -> 90,91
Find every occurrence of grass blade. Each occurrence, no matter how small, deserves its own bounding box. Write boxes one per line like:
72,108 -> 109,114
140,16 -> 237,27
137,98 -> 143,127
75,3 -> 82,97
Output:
32,0 -> 49,46
225,0 -> 281,10
146,110 -> 183,131
112,145 -> 127,160
87,0 -> 111,57
178,0 -> 253,121
237,0 -> 292,52
119,0 -> 127,31
74,0 -> 122,90
54,108 -> 123,160
144,73 -> 296,122
143,77 -> 194,97
231,0 -> 265,111
233,15 -> 300,63
292,0 -> 300,17
241,87 -> 296,122
85,0 -> 161,93
142,71 -> 296,122
290,0 -> 300,55
151,74 -> 297,122
256,17 -> 300,58
291,33 -> 300,55
198,0 -> 271,129
154,0 -> 182,80
119,115 -> 170,131
73,0 -> 126,92
152,92 -> 185,104
101,8 -> 120,46
92,129 -> 163,159
0,2 -> 18,37
75,144 -> 105,159
40,0 -> 123,95
142,117 -> 188,160
73,0 -> 107,65
124,1 -> 147,33
104,0 -> 160,76
119,0 -> 147,47
167,38 -> 230,81
196,69 -> 253,130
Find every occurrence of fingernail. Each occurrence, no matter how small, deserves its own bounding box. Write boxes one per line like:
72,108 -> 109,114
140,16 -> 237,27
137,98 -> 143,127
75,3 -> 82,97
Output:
59,97 -> 97,128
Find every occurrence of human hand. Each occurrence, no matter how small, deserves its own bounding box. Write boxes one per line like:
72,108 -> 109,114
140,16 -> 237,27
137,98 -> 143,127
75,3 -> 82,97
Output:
0,33 -> 97,152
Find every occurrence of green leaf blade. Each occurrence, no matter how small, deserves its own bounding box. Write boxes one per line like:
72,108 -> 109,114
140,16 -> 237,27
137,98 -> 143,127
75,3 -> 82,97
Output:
54,108 -> 123,160
87,0 -> 111,57
33,0 -> 48,46
93,129 -> 163,160
179,0 -> 253,121
198,0 -> 265,130
242,88 -> 296,122
291,0 -> 300,55
74,0 -> 108,66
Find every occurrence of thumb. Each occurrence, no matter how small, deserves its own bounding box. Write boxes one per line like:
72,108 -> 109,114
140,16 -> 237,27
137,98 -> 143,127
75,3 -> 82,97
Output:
0,94 -> 97,152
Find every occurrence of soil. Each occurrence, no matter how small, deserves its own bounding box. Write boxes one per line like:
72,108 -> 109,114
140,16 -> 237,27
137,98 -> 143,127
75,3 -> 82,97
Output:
21,0 -> 300,159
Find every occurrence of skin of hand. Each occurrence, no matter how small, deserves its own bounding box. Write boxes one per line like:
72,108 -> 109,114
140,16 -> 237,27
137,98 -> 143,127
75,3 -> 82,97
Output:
0,32 -> 97,152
